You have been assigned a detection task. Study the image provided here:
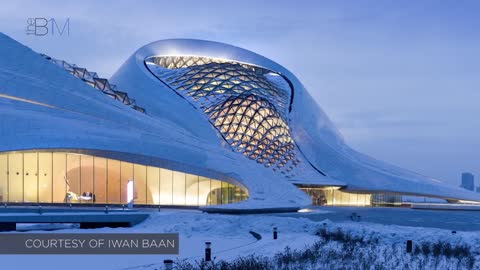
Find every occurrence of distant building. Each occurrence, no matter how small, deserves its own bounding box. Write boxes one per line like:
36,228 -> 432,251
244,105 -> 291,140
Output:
461,173 -> 475,191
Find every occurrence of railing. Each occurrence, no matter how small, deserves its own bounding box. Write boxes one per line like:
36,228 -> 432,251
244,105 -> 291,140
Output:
40,54 -> 146,114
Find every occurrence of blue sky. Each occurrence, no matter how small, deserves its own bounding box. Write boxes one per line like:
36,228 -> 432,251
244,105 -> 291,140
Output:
1,0 -> 479,186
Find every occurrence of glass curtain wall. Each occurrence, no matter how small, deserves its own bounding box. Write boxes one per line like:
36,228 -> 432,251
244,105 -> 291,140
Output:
299,187 -> 372,206
299,187 -> 408,207
0,151 -> 248,206
371,193 -> 402,206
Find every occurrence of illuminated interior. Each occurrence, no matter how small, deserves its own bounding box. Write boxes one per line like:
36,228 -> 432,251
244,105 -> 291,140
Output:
298,186 -> 410,206
298,187 -> 371,206
148,55 -> 230,69
208,94 -> 299,172
145,56 -> 300,176
146,56 -> 290,114
0,151 -> 248,206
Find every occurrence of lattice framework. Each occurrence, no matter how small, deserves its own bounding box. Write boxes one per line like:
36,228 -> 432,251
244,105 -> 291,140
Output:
146,56 -> 299,176
41,54 -> 145,113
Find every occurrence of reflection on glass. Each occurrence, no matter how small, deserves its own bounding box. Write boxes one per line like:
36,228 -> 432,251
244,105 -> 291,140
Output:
209,179 -> 222,205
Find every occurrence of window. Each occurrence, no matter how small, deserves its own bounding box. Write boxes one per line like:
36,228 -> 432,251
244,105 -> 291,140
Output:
94,157 -> 107,203
198,176 -> 211,206
133,164 -> 146,204
185,174 -> 198,206
23,153 -> 37,202
146,166 -> 159,204
8,153 -> 23,202
172,171 -> 185,205
210,179 -> 222,205
80,155 -> 94,203
0,154 -> 7,202
0,151 -> 248,206
120,162 -> 133,203
38,152 -> 52,203
107,159 -> 121,204
160,168 -> 173,205
66,154 -> 80,201
52,153 -> 66,203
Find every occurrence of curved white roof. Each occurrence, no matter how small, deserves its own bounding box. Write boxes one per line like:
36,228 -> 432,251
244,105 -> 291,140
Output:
1,33 -> 479,209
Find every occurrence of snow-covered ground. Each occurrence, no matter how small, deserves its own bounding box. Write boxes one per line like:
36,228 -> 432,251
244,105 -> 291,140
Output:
0,207 -> 480,270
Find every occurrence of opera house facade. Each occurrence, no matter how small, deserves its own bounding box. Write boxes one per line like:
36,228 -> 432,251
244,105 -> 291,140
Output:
0,33 -> 478,211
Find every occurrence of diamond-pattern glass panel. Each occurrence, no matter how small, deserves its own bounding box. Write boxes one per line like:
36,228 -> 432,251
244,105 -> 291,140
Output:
208,94 -> 300,171
146,56 -> 299,176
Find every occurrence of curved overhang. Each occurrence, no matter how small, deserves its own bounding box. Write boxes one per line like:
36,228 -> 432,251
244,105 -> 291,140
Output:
127,39 -> 343,179
131,39 -> 343,138
118,39 -> 480,204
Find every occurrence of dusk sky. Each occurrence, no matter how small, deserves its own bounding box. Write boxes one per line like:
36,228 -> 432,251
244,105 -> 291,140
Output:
1,0 -> 478,186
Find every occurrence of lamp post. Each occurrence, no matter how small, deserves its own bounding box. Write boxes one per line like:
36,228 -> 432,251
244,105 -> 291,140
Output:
163,259 -> 173,270
406,240 -> 413,253
205,242 -> 212,262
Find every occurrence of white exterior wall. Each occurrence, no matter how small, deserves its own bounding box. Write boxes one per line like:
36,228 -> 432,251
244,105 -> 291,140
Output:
1,33 -> 479,209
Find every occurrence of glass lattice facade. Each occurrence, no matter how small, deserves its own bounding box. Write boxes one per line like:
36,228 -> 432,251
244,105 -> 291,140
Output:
146,56 -> 300,177
0,151 -> 248,206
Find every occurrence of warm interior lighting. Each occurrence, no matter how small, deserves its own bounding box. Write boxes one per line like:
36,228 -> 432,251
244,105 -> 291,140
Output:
298,186 -> 372,206
146,56 -> 300,177
0,150 -> 248,206
457,200 -> 480,204
127,179 -> 134,207
297,208 -> 313,213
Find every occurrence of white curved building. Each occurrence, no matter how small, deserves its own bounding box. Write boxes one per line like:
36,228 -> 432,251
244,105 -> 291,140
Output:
0,33 -> 478,211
